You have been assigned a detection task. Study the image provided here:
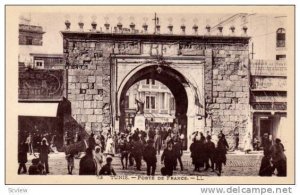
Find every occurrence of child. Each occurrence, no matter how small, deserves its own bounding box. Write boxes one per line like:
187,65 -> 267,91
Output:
99,156 -> 116,175
28,158 -> 41,175
66,150 -> 78,175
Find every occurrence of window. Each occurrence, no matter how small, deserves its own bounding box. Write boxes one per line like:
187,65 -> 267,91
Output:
276,55 -> 286,61
26,36 -> 33,45
151,79 -> 155,85
146,96 -> 150,109
146,79 -> 155,85
170,97 -> 175,110
276,28 -> 285,48
151,96 -> 155,109
145,96 -> 156,110
34,60 -> 44,69
160,93 -> 165,109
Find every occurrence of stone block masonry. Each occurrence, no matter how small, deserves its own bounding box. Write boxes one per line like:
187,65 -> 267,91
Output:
65,40 -> 114,134
205,44 -> 250,148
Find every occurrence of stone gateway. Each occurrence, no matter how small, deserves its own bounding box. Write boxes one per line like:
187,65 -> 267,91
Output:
61,29 -> 250,148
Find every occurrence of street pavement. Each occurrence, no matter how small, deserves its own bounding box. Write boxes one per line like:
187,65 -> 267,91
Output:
23,151 -> 263,177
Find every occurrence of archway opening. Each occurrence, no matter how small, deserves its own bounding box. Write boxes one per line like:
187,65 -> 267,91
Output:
119,65 -> 189,149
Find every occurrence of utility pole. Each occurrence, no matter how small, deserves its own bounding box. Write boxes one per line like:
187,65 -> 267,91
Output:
152,13 -> 159,34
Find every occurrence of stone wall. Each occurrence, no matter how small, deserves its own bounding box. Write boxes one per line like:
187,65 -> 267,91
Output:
64,40 -> 114,134
205,44 -> 250,148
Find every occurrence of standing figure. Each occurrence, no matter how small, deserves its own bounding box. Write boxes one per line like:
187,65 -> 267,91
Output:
161,141 -> 176,176
234,128 -> 239,150
154,128 -> 162,155
244,132 -> 253,154
99,156 -> 116,175
205,135 -> 215,171
26,133 -> 33,155
132,135 -> 144,171
270,138 -> 287,176
39,139 -> 50,174
66,150 -> 77,175
104,135 -> 115,156
173,137 -> 184,171
215,134 -> 228,176
262,133 -> 272,155
88,132 -> 96,150
94,146 -> 104,175
190,134 -> 201,171
79,148 -> 96,175
18,141 -> 28,174
259,150 -> 273,176
119,134 -> 129,169
143,139 -> 157,176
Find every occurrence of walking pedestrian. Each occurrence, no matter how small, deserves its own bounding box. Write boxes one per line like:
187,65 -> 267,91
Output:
66,150 -> 77,175
18,141 -> 28,174
215,134 -> 227,176
94,146 -> 104,175
79,147 -> 96,175
161,141 -> 176,176
104,135 -> 115,156
205,135 -> 215,171
259,150 -> 273,176
119,134 -> 129,169
154,128 -> 162,155
270,138 -> 286,176
190,133 -> 201,171
132,134 -> 144,171
143,139 -> 157,176
39,139 -> 50,174
173,137 -> 183,171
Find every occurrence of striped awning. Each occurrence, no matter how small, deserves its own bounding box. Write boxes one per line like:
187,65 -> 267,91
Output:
144,113 -> 175,123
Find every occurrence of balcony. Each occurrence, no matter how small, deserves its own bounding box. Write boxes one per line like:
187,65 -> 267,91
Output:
250,59 -> 287,77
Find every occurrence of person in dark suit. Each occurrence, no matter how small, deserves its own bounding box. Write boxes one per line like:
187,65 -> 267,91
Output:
79,147 -> 96,175
132,135 -> 144,171
205,135 -> 216,171
39,139 -> 50,174
143,139 -> 157,176
215,134 -> 227,176
161,141 -> 176,176
259,151 -> 273,176
173,137 -> 184,171
18,141 -> 28,174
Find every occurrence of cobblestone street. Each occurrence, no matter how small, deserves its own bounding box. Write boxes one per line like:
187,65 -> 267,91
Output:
24,151 -> 263,177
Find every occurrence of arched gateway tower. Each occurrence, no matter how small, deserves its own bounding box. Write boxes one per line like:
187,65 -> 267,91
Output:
61,25 -> 250,148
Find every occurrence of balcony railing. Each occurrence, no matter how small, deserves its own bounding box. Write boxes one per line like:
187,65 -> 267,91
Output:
250,59 -> 287,76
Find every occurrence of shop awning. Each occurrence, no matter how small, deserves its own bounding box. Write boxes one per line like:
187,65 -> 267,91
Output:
18,103 -> 59,117
144,113 -> 175,123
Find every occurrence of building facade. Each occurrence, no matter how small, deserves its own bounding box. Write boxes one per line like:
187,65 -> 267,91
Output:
124,79 -> 176,129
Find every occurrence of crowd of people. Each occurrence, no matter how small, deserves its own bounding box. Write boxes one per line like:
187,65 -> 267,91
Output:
17,126 -> 287,177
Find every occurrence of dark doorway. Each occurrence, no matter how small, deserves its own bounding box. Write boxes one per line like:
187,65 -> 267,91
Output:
260,118 -> 272,138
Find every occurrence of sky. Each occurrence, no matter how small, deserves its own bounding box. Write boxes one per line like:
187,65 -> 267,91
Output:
18,7 -> 290,60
